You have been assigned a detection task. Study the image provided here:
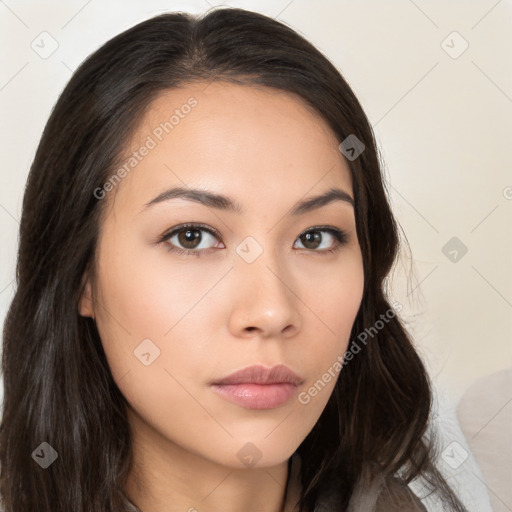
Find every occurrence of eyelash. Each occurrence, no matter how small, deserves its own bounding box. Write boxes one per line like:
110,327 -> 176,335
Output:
158,223 -> 348,257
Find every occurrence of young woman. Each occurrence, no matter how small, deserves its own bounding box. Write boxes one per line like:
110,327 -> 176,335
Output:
0,7 -> 468,512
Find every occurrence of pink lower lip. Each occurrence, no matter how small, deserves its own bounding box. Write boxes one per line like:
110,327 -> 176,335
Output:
211,383 -> 299,409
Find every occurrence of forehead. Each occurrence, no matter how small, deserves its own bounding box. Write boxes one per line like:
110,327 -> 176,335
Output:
107,81 -> 353,216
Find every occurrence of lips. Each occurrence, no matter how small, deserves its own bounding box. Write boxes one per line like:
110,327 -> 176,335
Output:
211,364 -> 303,386
210,364 -> 304,410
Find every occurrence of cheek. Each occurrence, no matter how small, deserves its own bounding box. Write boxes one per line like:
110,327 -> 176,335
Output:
310,255 -> 364,341
93,254 -> 218,436
94,234 -> 215,337
93,237 -> 227,390
298,258 -> 364,401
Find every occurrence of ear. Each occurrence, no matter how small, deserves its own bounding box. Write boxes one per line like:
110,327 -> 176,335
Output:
79,273 -> 95,318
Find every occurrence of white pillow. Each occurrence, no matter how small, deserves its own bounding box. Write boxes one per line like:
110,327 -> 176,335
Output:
457,367 -> 512,512
407,382 -> 494,511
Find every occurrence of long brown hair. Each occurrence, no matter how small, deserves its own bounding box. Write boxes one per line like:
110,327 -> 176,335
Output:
1,7 -> 467,511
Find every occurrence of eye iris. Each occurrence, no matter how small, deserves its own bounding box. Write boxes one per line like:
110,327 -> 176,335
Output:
178,229 -> 201,249
301,231 -> 321,249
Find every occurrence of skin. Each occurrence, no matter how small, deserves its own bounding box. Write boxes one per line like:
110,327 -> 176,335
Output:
79,81 -> 365,512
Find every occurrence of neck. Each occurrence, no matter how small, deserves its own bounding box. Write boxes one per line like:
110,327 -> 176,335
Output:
122,407 -> 301,512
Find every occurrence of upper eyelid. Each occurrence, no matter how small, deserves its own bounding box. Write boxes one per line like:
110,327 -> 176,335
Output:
162,223 -> 345,239
161,223 -> 220,241
160,223 -> 347,248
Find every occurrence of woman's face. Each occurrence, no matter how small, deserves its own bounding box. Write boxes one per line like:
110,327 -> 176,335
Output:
80,81 -> 364,469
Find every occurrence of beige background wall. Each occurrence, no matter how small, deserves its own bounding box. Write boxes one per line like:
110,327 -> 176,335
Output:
1,0 -> 510,415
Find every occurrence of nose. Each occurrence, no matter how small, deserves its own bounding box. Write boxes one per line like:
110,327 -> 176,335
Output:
227,249 -> 302,339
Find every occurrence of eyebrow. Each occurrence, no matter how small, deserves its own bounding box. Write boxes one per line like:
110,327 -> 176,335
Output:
141,186 -> 354,215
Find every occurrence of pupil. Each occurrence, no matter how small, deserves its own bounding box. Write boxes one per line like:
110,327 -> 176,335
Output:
179,229 -> 200,248
303,231 -> 320,249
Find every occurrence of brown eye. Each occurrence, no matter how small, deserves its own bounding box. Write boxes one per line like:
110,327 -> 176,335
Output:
161,224 -> 222,256
176,228 -> 202,249
294,228 -> 348,253
299,231 -> 322,249
159,224 -> 348,257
